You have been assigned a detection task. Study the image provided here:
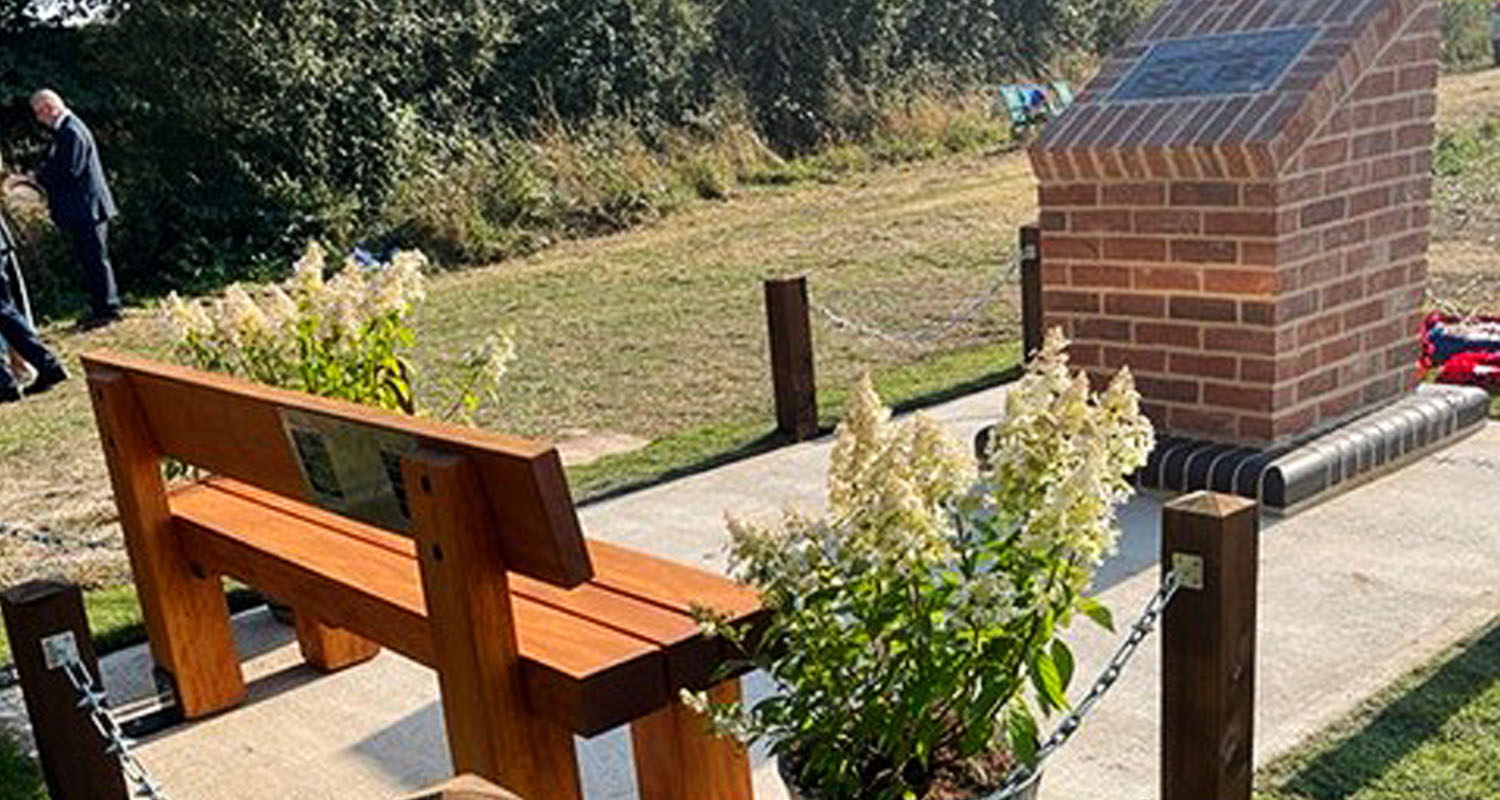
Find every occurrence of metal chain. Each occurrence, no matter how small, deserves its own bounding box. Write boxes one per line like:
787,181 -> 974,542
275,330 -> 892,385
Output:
60,657 -> 172,799
988,568 -> 1185,798
812,247 -> 1024,347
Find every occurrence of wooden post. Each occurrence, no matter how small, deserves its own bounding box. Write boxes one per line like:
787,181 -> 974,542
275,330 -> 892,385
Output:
87,367 -> 246,717
0,581 -> 128,800
630,678 -> 752,800
764,276 -> 818,441
1161,492 -> 1259,800
403,449 -> 583,800
1020,224 -> 1043,360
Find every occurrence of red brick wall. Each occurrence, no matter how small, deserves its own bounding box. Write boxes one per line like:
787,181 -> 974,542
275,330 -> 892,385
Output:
1031,0 -> 1438,446
1262,3 -> 1438,441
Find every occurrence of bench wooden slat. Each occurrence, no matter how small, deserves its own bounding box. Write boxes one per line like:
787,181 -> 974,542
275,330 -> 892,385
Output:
168,480 -> 756,733
82,350 -> 592,588
170,485 -> 673,734
586,540 -> 762,618
190,478 -> 758,690
172,487 -> 433,661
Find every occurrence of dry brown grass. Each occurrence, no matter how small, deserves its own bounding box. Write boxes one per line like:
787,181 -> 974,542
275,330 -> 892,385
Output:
1431,69 -> 1500,315
1436,67 -> 1500,130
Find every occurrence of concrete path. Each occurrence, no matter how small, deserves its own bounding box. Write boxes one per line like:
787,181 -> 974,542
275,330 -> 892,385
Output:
17,386 -> 1500,799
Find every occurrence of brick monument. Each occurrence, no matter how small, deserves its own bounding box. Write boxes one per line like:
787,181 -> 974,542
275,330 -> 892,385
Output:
1031,0 -> 1439,446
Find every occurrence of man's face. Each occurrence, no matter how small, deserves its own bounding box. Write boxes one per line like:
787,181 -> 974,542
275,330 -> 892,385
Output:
31,102 -> 59,127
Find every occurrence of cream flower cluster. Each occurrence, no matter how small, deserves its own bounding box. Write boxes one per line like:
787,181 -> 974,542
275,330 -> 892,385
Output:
727,329 -> 1150,618
975,328 -> 1154,602
693,329 -> 1154,788
164,241 -> 428,358
157,241 -> 494,416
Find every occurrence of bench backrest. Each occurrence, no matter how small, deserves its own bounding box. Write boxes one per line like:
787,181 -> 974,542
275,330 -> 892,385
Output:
81,349 -> 592,587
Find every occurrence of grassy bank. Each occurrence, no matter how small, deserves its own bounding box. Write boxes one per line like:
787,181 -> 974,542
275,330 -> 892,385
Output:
0,146 -> 1037,592
1255,618 -> 1500,798
0,338 -> 1020,666
0,733 -> 43,800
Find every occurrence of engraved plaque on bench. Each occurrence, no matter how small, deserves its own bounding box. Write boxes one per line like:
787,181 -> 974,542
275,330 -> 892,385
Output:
281,409 -> 418,532
1111,27 -> 1319,101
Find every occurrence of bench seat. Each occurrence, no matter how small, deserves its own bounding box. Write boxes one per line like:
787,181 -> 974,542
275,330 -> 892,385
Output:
169,477 -> 762,736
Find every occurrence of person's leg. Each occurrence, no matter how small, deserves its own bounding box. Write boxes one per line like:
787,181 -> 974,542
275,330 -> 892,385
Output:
0,337 -> 14,400
70,220 -> 120,320
0,293 -> 66,388
0,362 -> 17,402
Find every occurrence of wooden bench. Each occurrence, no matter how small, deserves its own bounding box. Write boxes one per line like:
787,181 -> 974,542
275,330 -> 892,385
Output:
82,350 -> 764,800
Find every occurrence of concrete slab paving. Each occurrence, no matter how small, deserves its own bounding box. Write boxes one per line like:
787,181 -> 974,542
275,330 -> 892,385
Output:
11,385 -> 1498,800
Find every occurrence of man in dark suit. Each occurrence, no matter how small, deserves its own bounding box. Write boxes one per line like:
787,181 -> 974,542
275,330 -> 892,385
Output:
0,204 -> 67,403
30,89 -> 121,330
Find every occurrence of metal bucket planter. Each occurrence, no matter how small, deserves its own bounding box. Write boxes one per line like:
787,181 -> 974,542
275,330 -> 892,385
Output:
777,754 -> 1043,800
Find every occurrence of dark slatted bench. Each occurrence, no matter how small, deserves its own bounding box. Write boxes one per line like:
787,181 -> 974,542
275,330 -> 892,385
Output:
83,350 -> 763,800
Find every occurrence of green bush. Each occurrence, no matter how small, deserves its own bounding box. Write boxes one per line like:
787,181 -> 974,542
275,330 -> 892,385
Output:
1442,0 -> 1495,73
491,0 -> 713,126
1,0 -> 1141,314
1434,121 -> 1499,176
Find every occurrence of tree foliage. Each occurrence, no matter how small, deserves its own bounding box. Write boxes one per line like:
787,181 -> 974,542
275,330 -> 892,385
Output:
1440,0 -> 1495,73
1,0 -> 1148,313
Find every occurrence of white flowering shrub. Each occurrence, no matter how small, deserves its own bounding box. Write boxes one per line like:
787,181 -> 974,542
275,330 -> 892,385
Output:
161,242 -> 515,420
688,329 -> 1153,800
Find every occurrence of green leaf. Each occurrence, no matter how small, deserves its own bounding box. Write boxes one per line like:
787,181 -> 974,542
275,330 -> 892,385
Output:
1028,651 -> 1067,714
1078,596 -> 1114,633
1051,639 -> 1075,693
1005,704 -> 1039,766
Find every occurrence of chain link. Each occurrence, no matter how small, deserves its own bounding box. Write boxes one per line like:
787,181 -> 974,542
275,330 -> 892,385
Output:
60,657 -> 172,799
987,568 -> 1185,798
812,247 -> 1024,347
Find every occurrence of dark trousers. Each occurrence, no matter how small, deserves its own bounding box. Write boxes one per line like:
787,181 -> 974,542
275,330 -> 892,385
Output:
0,271 -> 62,393
67,220 -> 119,317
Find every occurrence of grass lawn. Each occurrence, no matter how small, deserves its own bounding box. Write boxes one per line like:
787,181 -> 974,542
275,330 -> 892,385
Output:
1255,619 -> 1500,799
0,149 -> 1036,592
0,339 -> 1020,666
0,732 -> 43,800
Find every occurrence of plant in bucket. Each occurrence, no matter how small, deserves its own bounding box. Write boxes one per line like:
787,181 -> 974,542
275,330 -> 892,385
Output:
686,330 -> 1153,800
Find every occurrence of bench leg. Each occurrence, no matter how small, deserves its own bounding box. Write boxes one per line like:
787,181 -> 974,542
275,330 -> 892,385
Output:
631,679 -> 752,800
405,450 -> 584,800
88,370 -> 246,718
295,613 -> 381,672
